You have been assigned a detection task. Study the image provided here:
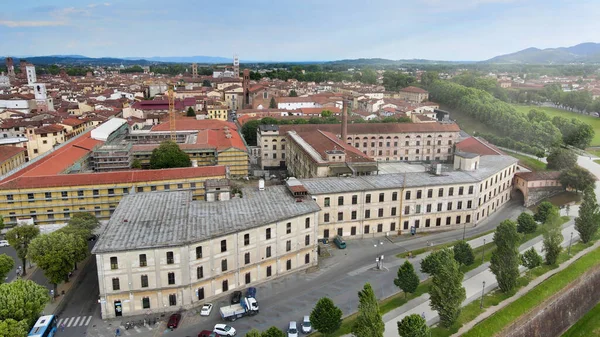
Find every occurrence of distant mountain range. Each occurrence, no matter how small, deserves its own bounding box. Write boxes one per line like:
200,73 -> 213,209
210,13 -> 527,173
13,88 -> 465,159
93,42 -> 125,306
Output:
484,42 -> 600,64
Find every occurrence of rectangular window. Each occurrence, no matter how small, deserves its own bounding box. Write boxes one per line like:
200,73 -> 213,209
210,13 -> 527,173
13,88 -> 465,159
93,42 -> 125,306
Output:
458,201 -> 463,210
324,213 -> 330,222
426,204 -> 432,213
427,189 -> 433,198
378,208 -> 384,217
338,212 -> 344,221
245,272 -> 251,284
168,272 -> 175,285
324,197 -> 330,207
151,186 -> 157,191
416,190 -> 422,199
286,223 -> 292,234
197,288 -> 205,300
416,205 -> 421,214
244,233 -> 250,246
449,187 -> 454,196
305,254 -> 310,264
377,223 -> 383,232
305,218 -> 310,228
221,259 -> 227,272
110,257 -> 118,270
352,195 -> 358,204
28,193 -> 34,201
305,234 -> 310,246
456,216 -> 462,224
267,266 -> 272,277
107,189 -> 114,195
438,188 -> 443,197
366,194 -> 371,203
169,294 -> 177,306
196,246 -> 202,259
468,186 -> 474,194
139,254 -> 147,267
467,200 -> 473,209
287,260 -> 292,270
141,275 -> 148,288
390,222 -> 396,231
286,240 -> 292,252
447,202 -> 452,211
245,252 -> 250,265
77,190 -> 84,199
426,219 -> 431,227
446,217 -> 451,225
266,246 -> 272,258
93,189 -> 99,198
6,194 -> 13,203
392,192 -> 398,201
364,225 -> 370,234
123,188 -> 129,194
437,203 -> 442,212
405,191 -> 411,200
112,278 -> 120,291
142,297 -> 150,309
166,252 -> 174,264
137,187 -> 144,193
403,221 -> 409,230
379,193 -> 384,202
351,210 -> 357,220
351,226 -> 357,235
45,192 -> 51,199
221,239 -> 227,252
177,183 -> 183,189
436,218 -> 441,226
458,187 -> 464,195
466,215 -> 471,223
266,228 -> 271,240
404,206 -> 410,215
338,196 -> 344,206
391,207 -> 397,216
365,209 -> 371,218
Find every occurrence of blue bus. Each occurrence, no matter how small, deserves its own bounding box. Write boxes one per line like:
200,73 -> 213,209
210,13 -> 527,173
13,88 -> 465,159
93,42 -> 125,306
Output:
28,315 -> 57,337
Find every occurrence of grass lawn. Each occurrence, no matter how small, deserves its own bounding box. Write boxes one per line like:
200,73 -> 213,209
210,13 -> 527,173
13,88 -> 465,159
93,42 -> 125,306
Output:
462,244 -> 600,337
512,105 -> 600,146
561,301 -> 600,337
503,150 -> 547,171
595,159 -> 600,165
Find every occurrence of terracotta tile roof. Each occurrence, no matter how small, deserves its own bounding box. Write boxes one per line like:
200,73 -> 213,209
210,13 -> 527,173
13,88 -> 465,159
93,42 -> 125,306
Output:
150,118 -> 246,152
0,146 -> 26,163
279,122 -> 460,135
400,86 -> 428,94
456,137 -> 505,156
515,171 -> 561,181
151,118 -> 238,132
0,166 -> 226,190
299,107 -> 341,115
60,118 -> 86,127
288,129 -> 374,164
33,124 -> 65,135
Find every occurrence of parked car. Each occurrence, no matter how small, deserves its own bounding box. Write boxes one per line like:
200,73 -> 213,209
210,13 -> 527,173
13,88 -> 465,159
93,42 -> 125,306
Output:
287,321 -> 299,337
214,324 -> 236,336
0,240 -> 9,247
198,330 -> 217,337
301,316 -> 312,334
231,291 -> 242,304
245,287 -> 256,299
167,313 -> 182,329
200,303 -> 213,316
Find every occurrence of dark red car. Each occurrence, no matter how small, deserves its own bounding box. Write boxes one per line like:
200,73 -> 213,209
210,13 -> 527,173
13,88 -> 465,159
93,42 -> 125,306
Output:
167,313 -> 182,329
199,330 -> 217,337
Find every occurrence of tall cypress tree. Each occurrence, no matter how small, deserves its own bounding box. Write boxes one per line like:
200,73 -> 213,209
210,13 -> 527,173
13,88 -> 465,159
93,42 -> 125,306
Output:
352,283 -> 384,337
490,220 -> 521,293
575,187 -> 600,243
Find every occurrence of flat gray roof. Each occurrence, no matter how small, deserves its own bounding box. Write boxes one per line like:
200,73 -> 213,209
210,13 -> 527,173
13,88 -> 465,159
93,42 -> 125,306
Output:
92,186 -> 320,254
299,155 -> 518,195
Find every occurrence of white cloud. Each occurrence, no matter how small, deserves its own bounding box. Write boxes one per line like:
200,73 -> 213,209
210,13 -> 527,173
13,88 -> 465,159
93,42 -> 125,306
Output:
88,3 -> 111,8
0,20 -> 66,27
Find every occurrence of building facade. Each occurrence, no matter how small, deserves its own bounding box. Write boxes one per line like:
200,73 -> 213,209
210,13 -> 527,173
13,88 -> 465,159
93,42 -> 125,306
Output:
0,147 -> 26,175
93,187 -> 320,319
298,154 -> 518,238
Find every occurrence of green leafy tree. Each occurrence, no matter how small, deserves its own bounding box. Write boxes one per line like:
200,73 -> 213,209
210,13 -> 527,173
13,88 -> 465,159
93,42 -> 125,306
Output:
261,326 -> 285,337
516,212 -> 537,234
241,120 -> 262,146
310,297 -> 342,336
131,158 -> 142,169
520,247 -> 542,269
5,225 -> 40,276
352,283 -> 384,337
0,254 -> 15,283
321,110 -> 333,118
0,217 -> 4,232
0,318 -> 29,337
575,187 -> 600,243
394,261 -> 420,298
289,90 -> 298,97
559,166 -> 596,193
186,107 -> 196,117
453,241 -> 475,266
28,232 -> 88,295
0,279 -> 50,326
149,141 -> 191,169
429,251 -> 465,327
543,215 -> 563,265
490,220 -> 521,293
202,79 -> 212,87
269,97 -> 277,108
360,68 -> 378,85
397,314 -> 430,337
420,71 -> 439,88
382,71 -> 416,91
245,329 -> 261,337
534,201 -> 558,223
420,248 -> 453,276
546,148 -> 577,170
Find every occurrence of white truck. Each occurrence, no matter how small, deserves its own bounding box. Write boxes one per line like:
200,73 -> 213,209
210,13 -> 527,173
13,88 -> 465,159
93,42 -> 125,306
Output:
219,297 -> 259,321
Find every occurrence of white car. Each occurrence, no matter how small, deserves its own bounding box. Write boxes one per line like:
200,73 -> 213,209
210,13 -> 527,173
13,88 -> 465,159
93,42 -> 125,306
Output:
0,240 -> 9,247
301,316 -> 312,334
200,303 -> 213,316
287,321 -> 298,337
213,324 -> 236,336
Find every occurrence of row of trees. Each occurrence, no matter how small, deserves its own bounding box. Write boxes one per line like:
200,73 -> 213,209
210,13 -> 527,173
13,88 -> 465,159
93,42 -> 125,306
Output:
428,80 -> 595,149
540,84 -> 600,113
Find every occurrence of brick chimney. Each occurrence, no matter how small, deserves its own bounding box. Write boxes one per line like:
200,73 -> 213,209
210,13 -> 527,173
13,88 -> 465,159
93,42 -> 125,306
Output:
341,97 -> 349,141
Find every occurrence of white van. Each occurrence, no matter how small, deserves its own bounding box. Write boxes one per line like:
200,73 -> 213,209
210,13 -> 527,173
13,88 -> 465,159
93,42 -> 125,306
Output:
287,321 -> 298,337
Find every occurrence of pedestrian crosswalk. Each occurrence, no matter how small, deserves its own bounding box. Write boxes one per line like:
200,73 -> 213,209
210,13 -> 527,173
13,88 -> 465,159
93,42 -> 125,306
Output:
57,315 -> 93,328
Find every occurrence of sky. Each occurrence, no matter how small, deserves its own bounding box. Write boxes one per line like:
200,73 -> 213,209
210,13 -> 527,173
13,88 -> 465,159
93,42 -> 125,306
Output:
1,0 -> 599,62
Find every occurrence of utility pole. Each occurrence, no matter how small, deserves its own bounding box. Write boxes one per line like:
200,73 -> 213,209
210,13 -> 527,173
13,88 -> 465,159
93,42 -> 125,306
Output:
480,281 -> 486,309
481,238 -> 486,264
568,232 -> 573,256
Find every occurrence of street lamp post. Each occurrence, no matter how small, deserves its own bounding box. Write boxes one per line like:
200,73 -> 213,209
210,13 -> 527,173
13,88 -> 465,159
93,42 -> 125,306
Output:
568,232 -> 573,256
480,281 -> 486,309
482,239 -> 486,264
462,223 -> 467,240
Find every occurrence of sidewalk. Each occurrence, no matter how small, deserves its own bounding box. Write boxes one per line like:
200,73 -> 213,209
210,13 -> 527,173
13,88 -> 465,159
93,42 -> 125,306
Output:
381,219 -> 577,337
41,255 -> 93,316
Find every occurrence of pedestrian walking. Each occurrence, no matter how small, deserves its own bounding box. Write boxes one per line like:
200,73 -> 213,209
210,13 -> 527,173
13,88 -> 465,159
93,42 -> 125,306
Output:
421,312 -> 426,319
115,328 -> 120,336
60,323 -> 65,332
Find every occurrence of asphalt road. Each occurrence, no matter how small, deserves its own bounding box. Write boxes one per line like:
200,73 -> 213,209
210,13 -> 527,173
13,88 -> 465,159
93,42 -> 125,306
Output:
0,245 -> 20,283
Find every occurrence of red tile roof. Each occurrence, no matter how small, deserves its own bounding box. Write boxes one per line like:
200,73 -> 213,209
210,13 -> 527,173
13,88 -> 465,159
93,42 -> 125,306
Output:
456,137 -> 505,156
0,166 -> 226,190
279,122 -> 460,135
60,118 -> 86,127
151,118 -> 246,152
515,171 -> 561,181
400,86 -> 428,94
33,124 -> 65,135
0,146 -> 26,163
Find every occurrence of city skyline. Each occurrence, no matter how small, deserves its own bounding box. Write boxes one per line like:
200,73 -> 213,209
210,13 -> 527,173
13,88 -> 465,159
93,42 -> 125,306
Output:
1,0 -> 599,62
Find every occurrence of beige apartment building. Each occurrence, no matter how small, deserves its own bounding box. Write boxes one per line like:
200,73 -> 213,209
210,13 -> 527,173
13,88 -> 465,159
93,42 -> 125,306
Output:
25,124 -> 66,159
298,153 -> 518,238
258,123 -> 461,171
93,186 -> 320,319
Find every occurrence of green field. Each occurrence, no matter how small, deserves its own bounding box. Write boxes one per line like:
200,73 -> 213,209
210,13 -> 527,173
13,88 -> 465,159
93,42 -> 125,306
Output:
513,105 -> 600,146
561,301 -> 600,337
503,150 -> 547,171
